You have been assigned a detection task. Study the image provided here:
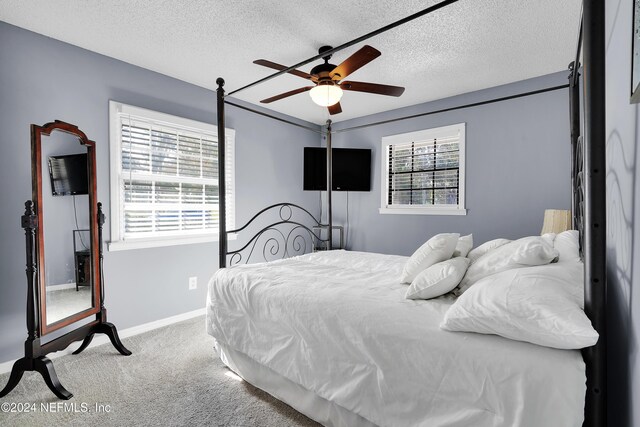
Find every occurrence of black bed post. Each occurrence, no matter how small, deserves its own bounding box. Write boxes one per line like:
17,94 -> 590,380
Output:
217,77 -> 227,268
326,120 -> 333,250
582,1 -> 606,426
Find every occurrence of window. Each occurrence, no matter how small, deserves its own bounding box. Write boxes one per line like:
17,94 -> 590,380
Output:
108,101 -> 235,250
380,123 -> 466,215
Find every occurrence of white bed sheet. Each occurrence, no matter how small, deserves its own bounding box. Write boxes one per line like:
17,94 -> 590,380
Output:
206,250 -> 586,427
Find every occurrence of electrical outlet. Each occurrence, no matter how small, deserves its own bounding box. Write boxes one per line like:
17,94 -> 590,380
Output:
188,276 -> 197,290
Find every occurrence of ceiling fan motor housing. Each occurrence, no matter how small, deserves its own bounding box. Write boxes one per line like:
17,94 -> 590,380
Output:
311,45 -> 341,82
310,62 -> 339,81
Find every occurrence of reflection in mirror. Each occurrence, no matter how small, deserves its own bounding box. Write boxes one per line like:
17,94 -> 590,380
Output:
41,131 -> 94,325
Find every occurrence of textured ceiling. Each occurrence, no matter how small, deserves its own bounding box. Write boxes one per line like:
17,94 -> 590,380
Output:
0,0 -> 582,124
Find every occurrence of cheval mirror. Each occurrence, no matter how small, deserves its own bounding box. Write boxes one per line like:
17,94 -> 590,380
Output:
0,121 -> 130,400
38,122 -> 98,333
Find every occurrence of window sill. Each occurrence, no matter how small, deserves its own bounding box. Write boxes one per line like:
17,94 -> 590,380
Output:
379,207 -> 467,216
108,233 -> 236,252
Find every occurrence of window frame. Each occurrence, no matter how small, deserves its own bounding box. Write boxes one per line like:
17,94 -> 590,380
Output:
108,101 -> 235,251
380,123 -> 466,216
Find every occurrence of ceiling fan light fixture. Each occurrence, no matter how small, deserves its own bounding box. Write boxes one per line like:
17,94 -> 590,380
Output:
309,83 -> 343,107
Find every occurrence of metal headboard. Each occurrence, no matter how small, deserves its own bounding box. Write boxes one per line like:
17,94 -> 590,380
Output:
225,203 -> 329,266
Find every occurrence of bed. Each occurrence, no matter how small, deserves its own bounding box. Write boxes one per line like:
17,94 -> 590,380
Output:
207,250 -> 586,426
210,1 -> 606,426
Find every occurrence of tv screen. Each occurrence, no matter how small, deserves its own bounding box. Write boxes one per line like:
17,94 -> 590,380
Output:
303,147 -> 371,191
48,153 -> 89,196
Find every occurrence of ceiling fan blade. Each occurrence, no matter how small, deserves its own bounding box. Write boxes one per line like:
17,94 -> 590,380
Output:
328,102 -> 342,115
253,59 -> 315,81
330,45 -> 381,81
260,86 -> 314,103
340,81 -> 405,97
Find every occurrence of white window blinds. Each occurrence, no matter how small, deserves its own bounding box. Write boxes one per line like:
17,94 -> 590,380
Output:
381,123 -> 465,215
387,135 -> 460,206
110,102 -> 234,245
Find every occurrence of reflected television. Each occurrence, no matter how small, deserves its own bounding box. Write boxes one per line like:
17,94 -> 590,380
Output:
48,153 -> 89,196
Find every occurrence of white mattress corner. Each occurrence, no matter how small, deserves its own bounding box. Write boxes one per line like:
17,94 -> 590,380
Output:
206,250 -> 586,427
214,341 -> 377,427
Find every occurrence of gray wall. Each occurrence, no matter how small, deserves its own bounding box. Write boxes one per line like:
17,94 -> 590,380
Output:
605,0 -> 640,425
326,72 -> 571,255
0,22 -> 320,364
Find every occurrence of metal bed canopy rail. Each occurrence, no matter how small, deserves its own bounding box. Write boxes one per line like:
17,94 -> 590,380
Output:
223,83 -> 571,135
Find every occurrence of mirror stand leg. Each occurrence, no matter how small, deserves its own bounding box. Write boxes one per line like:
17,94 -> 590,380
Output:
0,358 -> 28,398
71,322 -> 132,356
97,322 -> 132,356
0,357 -> 73,400
33,357 -> 73,400
72,333 -> 95,355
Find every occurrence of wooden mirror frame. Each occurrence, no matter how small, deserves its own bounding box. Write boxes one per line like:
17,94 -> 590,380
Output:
32,120 -> 101,335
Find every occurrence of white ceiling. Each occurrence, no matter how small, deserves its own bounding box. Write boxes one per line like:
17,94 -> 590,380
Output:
0,0 -> 582,124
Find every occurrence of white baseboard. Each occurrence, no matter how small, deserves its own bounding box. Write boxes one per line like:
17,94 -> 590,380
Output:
0,307 -> 205,375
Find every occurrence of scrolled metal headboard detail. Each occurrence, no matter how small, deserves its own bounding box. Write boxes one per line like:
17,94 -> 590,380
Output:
573,135 -> 585,258
226,203 -> 329,266
569,60 -> 584,261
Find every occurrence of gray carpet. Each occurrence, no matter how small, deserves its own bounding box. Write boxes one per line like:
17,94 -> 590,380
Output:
0,316 -> 321,427
46,287 -> 92,324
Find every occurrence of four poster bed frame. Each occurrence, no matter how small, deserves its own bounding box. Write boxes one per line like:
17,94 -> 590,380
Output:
214,1 -> 606,425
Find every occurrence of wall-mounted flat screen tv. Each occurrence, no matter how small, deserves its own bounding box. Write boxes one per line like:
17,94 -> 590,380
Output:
48,153 -> 89,196
303,147 -> 371,191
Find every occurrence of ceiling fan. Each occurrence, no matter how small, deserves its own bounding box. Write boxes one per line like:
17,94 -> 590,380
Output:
254,45 -> 405,115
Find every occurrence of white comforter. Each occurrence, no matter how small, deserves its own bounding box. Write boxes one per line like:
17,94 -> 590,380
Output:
206,250 -> 585,427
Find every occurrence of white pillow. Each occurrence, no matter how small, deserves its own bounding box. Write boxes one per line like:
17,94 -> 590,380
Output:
555,230 -> 580,263
452,234 -> 473,258
441,263 -> 598,349
467,238 -> 511,263
405,257 -> 470,300
541,232 -> 557,246
400,233 -> 460,283
455,236 -> 559,295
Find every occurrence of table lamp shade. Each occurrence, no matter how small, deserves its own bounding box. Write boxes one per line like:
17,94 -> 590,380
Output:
541,209 -> 572,234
